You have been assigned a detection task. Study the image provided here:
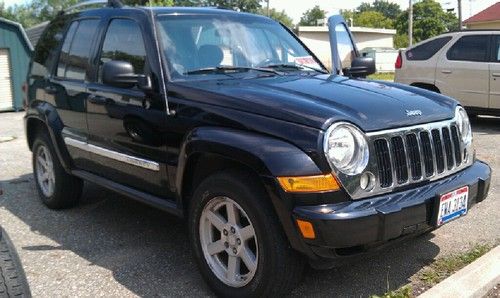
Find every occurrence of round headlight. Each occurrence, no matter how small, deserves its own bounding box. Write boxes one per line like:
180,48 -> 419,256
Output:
324,122 -> 369,175
455,106 -> 472,144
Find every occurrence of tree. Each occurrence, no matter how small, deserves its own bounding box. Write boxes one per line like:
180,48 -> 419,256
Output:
394,33 -> 409,48
257,8 -> 293,28
358,0 -> 401,20
298,5 -> 326,26
395,0 -> 457,43
355,11 -> 393,28
173,0 -> 261,12
0,0 -> 79,28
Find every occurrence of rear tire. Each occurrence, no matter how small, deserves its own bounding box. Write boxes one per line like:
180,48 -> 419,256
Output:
32,131 -> 82,209
188,170 -> 305,297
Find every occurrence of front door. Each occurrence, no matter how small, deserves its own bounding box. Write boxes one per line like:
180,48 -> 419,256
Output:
435,35 -> 490,109
86,17 -> 168,197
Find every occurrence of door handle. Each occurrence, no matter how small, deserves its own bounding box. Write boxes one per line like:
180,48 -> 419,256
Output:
492,73 -> 500,77
44,86 -> 57,94
441,70 -> 452,74
88,95 -> 107,105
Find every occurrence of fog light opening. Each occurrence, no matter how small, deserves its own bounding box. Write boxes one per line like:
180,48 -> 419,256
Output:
360,172 -> 375,191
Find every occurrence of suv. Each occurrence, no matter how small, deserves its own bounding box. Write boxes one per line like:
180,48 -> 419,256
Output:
395,30 -> 500,116
25,2 -> 491,296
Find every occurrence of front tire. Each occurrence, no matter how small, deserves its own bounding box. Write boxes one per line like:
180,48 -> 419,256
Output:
32,132 -> 82,209
189,170 -> 305,297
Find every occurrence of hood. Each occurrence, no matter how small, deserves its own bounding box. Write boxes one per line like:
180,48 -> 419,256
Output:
171,74 -> 457,132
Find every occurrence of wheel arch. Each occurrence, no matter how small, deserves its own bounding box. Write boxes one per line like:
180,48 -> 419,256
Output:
25,102 -> 72,172
175,127 -> 323,203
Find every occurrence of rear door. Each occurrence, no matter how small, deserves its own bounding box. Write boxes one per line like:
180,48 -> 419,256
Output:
435,34 -> 490,108
86,16 -> 168,197
49,17 -> 101,170
489,35 -> 500,110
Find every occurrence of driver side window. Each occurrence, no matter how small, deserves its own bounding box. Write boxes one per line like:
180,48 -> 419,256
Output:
98,19 -> 147,83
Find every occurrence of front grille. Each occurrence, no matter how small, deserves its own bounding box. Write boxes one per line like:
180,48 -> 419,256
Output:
406,134 -> 422,180
374,139 -> 392,187
373,124 -> 462,188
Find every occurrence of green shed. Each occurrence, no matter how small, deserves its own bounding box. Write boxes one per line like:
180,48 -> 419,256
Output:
0,18 -> 33,111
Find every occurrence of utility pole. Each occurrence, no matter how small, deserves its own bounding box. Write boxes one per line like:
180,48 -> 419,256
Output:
409,0 -> 413,46
266,0 -> 270,17
458,0 -> 462,30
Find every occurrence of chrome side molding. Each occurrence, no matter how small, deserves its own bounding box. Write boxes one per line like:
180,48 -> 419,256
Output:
64,137 -> 160,171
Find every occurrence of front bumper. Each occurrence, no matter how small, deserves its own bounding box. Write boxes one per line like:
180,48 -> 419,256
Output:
293,160 -> 491,264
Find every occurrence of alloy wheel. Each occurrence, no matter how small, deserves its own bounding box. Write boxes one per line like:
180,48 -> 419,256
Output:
199,196 -> 258,288
35,145 -> 55,197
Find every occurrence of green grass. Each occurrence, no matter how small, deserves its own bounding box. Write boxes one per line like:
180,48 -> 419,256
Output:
371,243 -> 494,298
371,285 -> 413,298
368,72 -> 395,81
418,243 -> 492,287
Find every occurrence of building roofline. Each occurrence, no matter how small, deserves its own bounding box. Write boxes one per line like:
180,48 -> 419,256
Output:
463,2 -> 500,24
0,17 -> 34,51
297,25 -> 396,35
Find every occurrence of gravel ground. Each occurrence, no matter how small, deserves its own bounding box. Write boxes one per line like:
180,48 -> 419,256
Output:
0,112 -> 498,297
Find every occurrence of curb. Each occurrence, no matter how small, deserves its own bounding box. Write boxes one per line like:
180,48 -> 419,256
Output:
420,245 -> 500,298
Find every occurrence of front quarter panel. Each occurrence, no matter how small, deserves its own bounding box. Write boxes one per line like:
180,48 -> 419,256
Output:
175,127 -> 325,198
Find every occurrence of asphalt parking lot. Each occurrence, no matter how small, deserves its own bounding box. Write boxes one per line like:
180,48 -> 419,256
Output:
0,112 -> 498,297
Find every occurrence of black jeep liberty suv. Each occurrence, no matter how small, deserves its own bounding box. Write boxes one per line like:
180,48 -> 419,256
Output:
25,1 -> 491,296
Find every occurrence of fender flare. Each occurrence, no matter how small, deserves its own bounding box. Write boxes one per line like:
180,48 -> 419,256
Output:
175,127 -> 323,198
25,101 -> 72,173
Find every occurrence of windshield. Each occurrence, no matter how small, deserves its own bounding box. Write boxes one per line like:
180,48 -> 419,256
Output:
156,14 -> 324,80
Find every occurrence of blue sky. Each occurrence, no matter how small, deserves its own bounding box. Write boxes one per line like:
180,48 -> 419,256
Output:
2,0 -> 498,23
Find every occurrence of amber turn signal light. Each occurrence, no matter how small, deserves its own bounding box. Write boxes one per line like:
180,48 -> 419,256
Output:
296,219 -> 316,239
277,174 -> 340,193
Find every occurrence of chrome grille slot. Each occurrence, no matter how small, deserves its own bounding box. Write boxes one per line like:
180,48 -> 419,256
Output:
450,125 -> 462,166
431,129 -> 445,173
390,136 -> 408,184
442,127 -> 454,170
406,134 -> 422,180
420,131 -> 434,177
374,139 -> 392,188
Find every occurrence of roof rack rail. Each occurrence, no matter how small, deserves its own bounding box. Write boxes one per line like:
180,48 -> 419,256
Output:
59,0 -> 123,15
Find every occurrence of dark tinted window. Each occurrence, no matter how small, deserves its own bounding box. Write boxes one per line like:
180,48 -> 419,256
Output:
32,15 -> 72,78
99,19 -> 146,82
406,36 -> 452,60
56,21 -> 78,77
447,35 -> 489,62
57,19 -> 100,80
494,37 -> 500,62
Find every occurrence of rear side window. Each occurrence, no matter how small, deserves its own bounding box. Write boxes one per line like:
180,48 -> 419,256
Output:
406,36 -> 452,61
447,35 -> 490,62
31,15 -> 73,78
56,19 -> 100,80
98,18 -> 147,82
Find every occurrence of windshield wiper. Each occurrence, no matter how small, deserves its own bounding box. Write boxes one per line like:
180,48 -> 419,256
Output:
264,63 -> 328,74
184,66 -> 281,75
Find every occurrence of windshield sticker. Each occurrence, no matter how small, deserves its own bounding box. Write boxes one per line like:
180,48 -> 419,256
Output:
294,56 -> 320,68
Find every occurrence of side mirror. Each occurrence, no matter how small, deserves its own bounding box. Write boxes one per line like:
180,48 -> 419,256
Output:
102,60 -> 151,90
344,57 -> 376,78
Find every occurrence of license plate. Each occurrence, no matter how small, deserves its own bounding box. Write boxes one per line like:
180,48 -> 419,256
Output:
436,186 -> 469,226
